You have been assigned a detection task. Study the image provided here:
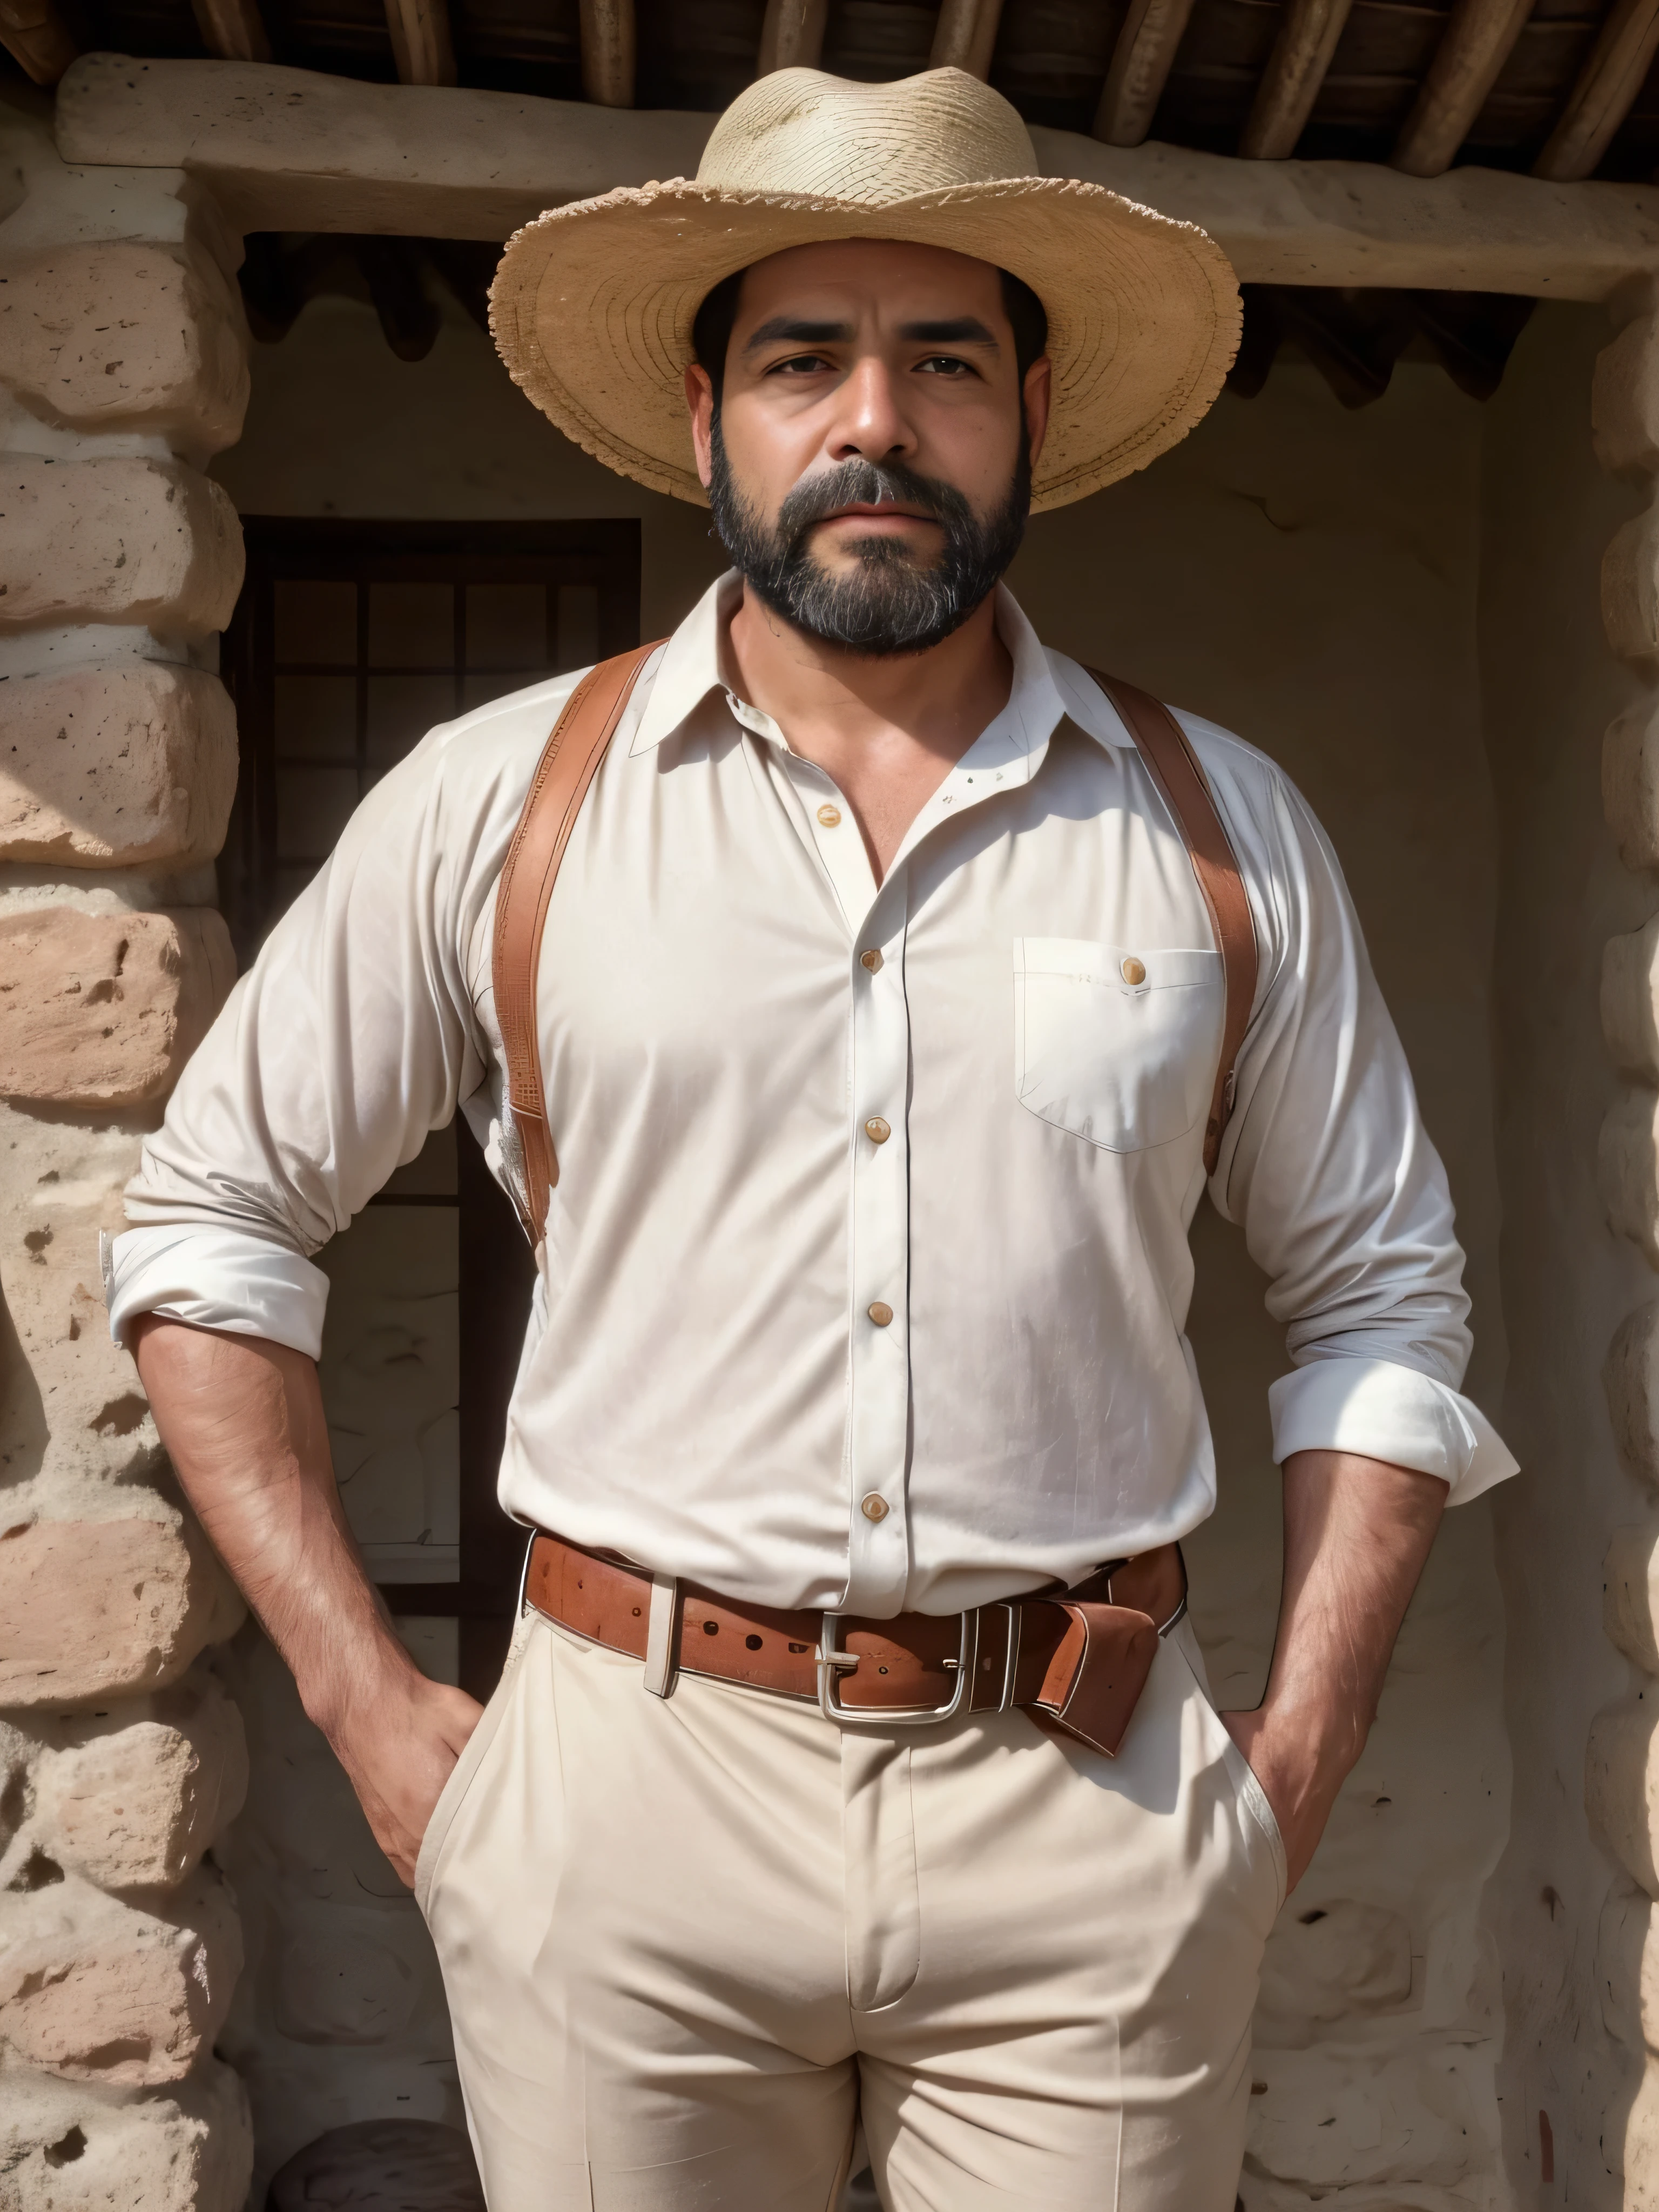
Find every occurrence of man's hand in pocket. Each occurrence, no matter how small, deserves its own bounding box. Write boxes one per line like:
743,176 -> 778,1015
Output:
315,1660 -> 485,1888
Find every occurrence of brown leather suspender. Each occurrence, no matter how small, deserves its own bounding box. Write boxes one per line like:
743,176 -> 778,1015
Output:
491,651 -> 1258,1246
1088,672 -> 1259,1177
491,640 -> 664,1244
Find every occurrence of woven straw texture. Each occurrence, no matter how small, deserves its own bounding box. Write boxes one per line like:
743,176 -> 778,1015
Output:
489,68 -> 1242,512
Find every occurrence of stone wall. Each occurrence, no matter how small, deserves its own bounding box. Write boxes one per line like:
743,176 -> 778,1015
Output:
0,82 -> 254,2211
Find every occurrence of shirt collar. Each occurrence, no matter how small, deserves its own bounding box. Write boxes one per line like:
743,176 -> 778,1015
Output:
627,568 -> 1133,767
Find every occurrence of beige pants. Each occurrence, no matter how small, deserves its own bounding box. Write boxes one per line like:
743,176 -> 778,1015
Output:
417,1609 -> 1285,2211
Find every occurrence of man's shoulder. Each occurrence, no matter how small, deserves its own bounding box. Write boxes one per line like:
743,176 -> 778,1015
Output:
421,667 -> 590,783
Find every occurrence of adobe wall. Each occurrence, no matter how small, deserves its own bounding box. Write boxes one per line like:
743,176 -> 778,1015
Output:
213,283 -> 1516,2210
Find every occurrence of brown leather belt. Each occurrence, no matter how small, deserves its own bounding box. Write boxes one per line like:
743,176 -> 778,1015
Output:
524,1532 -> 1187,1759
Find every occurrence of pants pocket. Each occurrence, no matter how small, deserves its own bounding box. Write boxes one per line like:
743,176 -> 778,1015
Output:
1169,1623 -> 1287,1917
414,1617 -> 532,1915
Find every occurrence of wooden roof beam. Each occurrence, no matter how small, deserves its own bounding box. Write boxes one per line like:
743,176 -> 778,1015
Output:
580,0 -> 636,106
1240,0 -> 1355,159
1093,0 -> 1200,147
53,55 -> 1659,302
190,0 -> 271,64
385,0 -> 455,85
758,0 -> 827,72
1391,0 -> 1534,177
0,0 -> 76,85
930,0 -> 1005,77
1534,0 -> 1659,181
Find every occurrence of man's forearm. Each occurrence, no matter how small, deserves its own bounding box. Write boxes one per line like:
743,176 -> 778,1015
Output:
131,1314 -> 481,1883
132,1314 -> 405,1723
1224,1447 -> 1448,1891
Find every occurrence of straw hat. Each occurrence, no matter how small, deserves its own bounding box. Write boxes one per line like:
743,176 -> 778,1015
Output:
490,67 -> 1241,514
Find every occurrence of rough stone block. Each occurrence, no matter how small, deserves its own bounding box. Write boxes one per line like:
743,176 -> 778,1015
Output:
0,904 -> 235,1108
0,1515 -> 244,1708
1605,511 -> 1659,670
0,2056 -> 253,2212
269,2121 -> 482,2212
1608,1303 -> 1659,1489
1245,2047 -> 1476,2189
274,1914 -> 419,2046
1589,1699 -> 1659,1898
36,1676 -> 248,1891
0,455 -> 242,635
0,241 -> 248,453
1601,1878 -> 1659,2052
0,1866 -> 241,2086
1608,1523 -> 1659,1673
1625,2053 -> 1659,2210
1607,702 -> 1659,873
1255,1899 -> 1414,2039
1608,920 -> 1659,1080
1596,317 -> 1659,481
0,663 -> 237,868
1602,1086 -> 1659,1266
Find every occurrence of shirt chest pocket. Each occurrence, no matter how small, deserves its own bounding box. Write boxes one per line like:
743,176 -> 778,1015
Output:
1014,937 -> 1226,1155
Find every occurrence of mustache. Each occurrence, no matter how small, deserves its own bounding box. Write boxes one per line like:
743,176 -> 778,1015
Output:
777,458 -> 973,548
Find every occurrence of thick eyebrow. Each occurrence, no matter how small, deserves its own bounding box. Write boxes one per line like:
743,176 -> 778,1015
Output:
740,314 -> 1002,354
742,316 -> 854,353
899,317 -> 1000,348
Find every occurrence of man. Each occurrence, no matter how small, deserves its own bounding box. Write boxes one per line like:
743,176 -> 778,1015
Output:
109,64 -> 1515,2212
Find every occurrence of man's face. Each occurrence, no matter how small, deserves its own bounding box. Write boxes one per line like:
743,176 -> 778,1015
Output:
685,240 -> 1050,657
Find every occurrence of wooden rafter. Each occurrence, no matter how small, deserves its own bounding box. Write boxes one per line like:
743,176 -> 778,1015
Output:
1391,0 -> 1534,177
929,0 -> 1005,77
1534,0 -> 1659,180
579,0 -> 636,106
1240,0 -> 1356,159
1094,0 -> 1200,146
758,0 -> 828,73
190,0 -> 270,63
384,0 -> 455,84
55,55 -> 1659,300
0,0 -> 75,85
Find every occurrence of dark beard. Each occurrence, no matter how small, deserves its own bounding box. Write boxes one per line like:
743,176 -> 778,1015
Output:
707,418 -> 1030,659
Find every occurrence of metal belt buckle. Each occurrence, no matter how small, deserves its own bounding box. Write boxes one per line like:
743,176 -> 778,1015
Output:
817,1610 -> 974,1725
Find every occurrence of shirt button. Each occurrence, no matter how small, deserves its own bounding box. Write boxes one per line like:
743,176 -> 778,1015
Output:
860,948 -> 884,973
818,804 -> 842,827
861,1493 -> 890,1522
867,1301 -> 893,1327
864,1117 -> 891,1144
1121,955 -> 1147,985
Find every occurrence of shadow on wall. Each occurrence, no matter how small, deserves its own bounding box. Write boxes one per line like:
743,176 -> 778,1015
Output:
0,1282 -> 47,1489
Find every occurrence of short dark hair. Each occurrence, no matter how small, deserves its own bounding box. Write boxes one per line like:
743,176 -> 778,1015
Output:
691,264 -> 1049,404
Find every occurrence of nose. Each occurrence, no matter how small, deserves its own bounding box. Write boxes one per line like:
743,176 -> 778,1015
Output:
827,355 -> 916,467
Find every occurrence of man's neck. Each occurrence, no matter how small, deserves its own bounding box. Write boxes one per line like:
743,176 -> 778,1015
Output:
724,583 -> 1014,882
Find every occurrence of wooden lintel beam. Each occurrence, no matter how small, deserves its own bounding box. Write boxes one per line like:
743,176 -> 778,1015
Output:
580,0 -> 635,106
0,0 -> 76,86
385,0 -> 455,85
1093,0 -> 1200,147
929,0 -> 1004,78
1240,0 -> 1357,159
1534,0 -> 1659,181
758,0 -> 827,72
51,56 -> 1659,303
1391,0 -> 1534,178
190,0 -> 271,64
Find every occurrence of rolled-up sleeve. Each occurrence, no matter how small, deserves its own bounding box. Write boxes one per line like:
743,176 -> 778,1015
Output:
107,689 -> 554,1354
1201,731 -> 1516,1507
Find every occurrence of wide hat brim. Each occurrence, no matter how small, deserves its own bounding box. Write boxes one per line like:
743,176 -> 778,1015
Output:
490,175 -> 1242,514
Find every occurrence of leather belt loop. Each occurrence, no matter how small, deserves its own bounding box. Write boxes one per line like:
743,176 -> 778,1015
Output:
642,1572 -> 681,1700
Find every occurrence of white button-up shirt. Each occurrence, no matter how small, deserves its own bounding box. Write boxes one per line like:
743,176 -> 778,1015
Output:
109,576 -> 1514,1617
